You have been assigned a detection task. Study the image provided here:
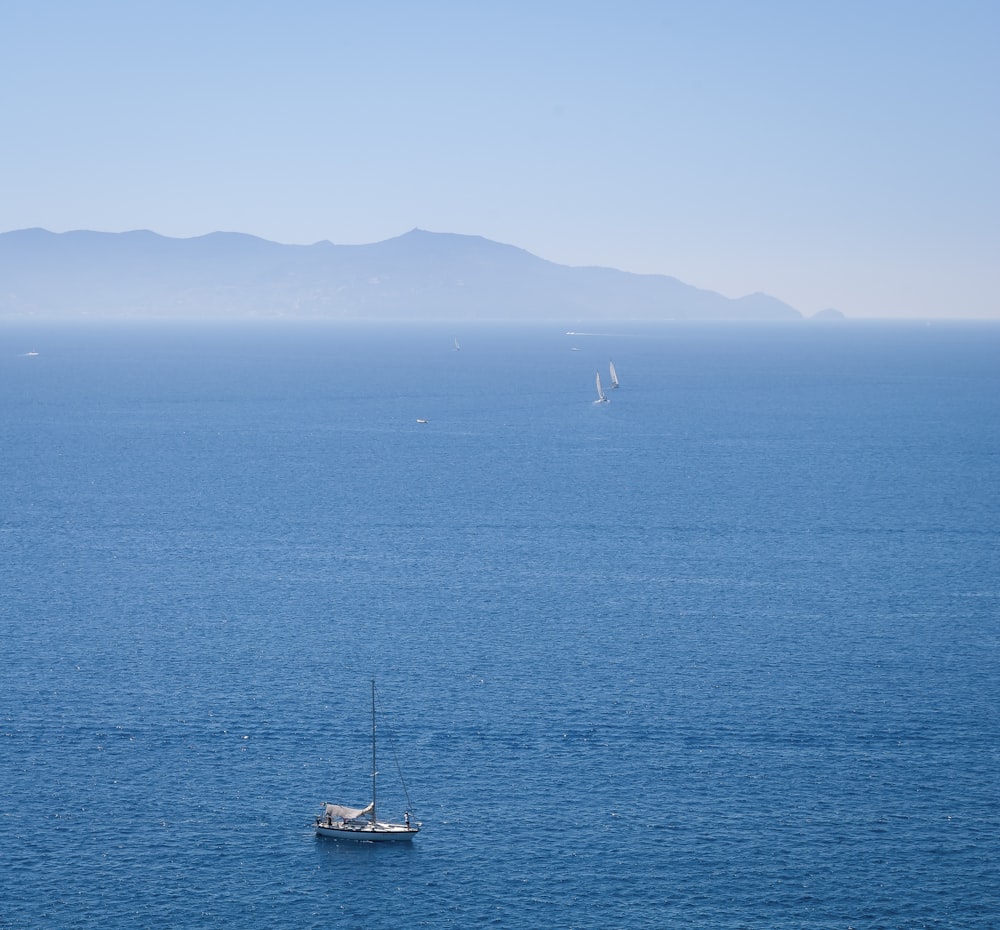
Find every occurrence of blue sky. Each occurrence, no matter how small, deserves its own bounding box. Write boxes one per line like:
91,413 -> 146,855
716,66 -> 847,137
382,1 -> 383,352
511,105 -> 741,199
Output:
3,0 -> 997,317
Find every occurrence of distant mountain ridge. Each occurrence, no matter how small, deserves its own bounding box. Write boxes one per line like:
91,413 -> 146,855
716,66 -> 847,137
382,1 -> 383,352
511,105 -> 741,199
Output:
0,227 -> 802,321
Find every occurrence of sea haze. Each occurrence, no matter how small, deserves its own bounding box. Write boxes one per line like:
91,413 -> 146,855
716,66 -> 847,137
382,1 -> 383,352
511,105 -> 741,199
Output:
1,320 -> 998,929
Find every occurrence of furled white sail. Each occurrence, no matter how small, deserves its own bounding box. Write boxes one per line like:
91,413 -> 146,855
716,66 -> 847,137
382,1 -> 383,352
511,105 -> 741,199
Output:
323,802 -> 374,821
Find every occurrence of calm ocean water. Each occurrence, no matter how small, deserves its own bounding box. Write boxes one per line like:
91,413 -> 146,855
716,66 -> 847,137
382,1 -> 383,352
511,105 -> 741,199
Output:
1,320 -> 998,929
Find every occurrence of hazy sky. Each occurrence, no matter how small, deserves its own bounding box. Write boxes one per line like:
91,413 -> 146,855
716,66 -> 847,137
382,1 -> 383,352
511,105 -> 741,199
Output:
3,1 -> 997,318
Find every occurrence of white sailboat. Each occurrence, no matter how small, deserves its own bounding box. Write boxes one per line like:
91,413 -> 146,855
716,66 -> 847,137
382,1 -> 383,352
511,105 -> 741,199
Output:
609,360 -> 619,389
453,337 -> 461,351
315,681 -> 420,842
594,371 -> 610,404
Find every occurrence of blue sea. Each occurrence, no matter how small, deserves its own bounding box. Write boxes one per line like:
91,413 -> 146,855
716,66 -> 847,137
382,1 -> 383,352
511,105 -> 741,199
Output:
1,320 -> 998,929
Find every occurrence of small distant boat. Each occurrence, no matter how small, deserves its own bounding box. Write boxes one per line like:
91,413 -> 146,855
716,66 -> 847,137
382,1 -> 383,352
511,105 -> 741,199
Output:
416,419 -> 429,424
593,371 -> 610,404
315,681 -> 420,843
609,360 -> 619,389
21,351 -> 39,357
453,338 -> 461,351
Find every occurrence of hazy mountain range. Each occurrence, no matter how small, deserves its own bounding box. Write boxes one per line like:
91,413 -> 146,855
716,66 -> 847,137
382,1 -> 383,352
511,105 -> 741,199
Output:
0,227 -> 808,321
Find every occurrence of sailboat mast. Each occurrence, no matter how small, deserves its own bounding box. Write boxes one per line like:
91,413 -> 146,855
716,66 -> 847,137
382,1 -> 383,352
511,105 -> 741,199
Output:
370,679 -> 377,824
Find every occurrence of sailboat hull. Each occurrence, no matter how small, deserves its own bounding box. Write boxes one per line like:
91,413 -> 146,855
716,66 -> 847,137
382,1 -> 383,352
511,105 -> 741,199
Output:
316,821 -> 418,842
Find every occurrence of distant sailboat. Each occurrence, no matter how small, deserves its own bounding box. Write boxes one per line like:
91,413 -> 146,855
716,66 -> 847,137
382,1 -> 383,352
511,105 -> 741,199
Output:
315,681 -> 420,843
609,360 -> 619,389
453,338 -> 461,351
594,371 -> 610,404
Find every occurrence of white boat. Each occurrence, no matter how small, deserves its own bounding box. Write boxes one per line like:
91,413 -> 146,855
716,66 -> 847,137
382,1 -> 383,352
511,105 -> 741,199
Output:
453,338 -> 461,351
315,681 -> 420,842
609,360 -> 619,389
594,371 -> 610,404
